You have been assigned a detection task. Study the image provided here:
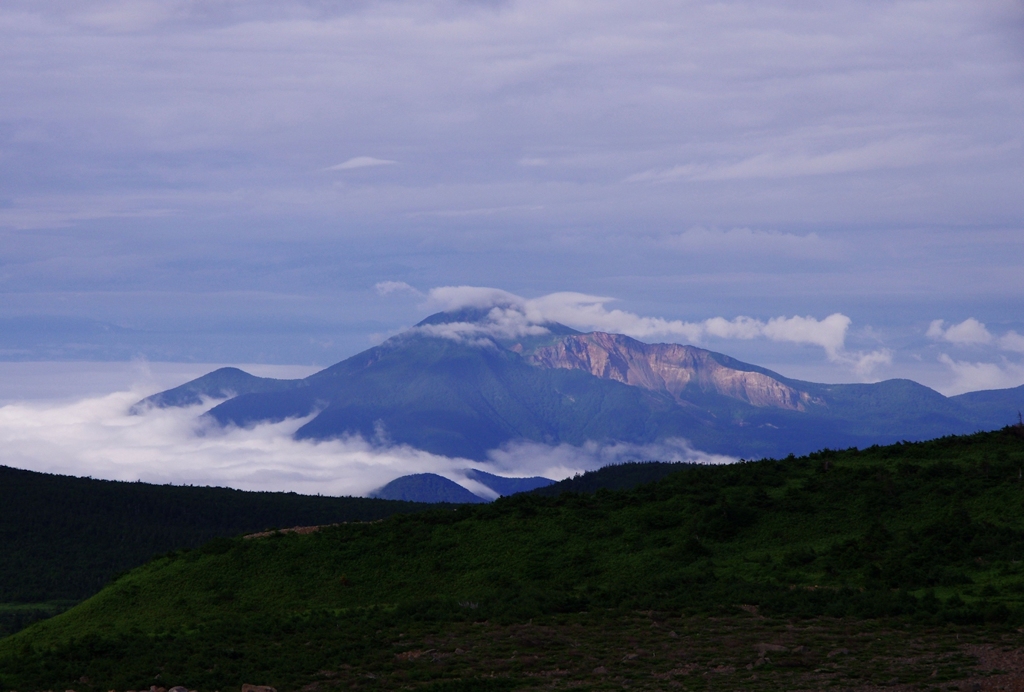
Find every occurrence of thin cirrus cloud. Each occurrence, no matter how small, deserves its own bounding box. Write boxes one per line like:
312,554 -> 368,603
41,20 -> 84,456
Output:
380,285 -> 893,376
626,137 -> 935,184
326,157 -> 397,171
374,280 -> 423,297
0,0 -> 1020,233
659,227 -> 833,258
0,0 -> 1020,398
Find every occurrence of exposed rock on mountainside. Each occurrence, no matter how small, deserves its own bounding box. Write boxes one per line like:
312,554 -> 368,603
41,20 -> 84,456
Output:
529,332 -> 820,411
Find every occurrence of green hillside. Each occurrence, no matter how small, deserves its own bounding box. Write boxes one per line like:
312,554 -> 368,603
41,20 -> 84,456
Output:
531,460 -> 695,495
2,426 -> 1024,691
0,466 -> 431,637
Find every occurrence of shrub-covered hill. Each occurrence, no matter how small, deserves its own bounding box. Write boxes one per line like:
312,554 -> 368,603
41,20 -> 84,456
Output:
0,465 -> 432,635
2,427 -> 1024,691
530,460 -> 696,496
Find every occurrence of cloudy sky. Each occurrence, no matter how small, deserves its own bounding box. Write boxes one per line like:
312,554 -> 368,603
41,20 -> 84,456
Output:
0,0 -> 1022,491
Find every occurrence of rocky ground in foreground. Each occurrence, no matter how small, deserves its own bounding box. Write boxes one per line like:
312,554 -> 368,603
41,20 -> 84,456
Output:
41,612 -> 1024,692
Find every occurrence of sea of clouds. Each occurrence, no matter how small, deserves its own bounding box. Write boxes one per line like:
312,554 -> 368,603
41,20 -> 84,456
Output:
2,285 -> 1022,495
0,373 -> 734,497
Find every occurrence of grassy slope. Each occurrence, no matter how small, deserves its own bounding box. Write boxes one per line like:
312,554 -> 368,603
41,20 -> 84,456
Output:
2,427 -> 1024,690
0,465 -> 431,637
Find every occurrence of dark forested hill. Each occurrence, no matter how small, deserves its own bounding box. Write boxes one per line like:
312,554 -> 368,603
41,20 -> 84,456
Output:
3,426 -> 1024,691
0,465 -> 430,634
530,460 -> 697,496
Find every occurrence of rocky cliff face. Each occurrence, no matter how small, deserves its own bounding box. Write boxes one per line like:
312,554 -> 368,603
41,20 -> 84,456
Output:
529,332 -> 816,411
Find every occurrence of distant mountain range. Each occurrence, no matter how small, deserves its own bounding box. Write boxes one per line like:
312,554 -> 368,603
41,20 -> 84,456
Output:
137,307 -> 1024,498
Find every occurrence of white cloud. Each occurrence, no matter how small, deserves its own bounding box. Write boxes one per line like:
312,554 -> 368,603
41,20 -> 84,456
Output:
938,354 -> 1024,395
660,227 -> 833,258
926,319 -> 947,340
531,295 -> 855,358
847,349 -> 895,378
0,386 -> 732,497
327,157 -> 397,171
425,286 -> 524,311
374,280 -> 422,297
486,438 -> 735,480
998,331 -> 1024,353
410,286 -> 891,376
522,292 -> 704,341
627,138 -> 935,183
409,303 -> 552,345
761,314 -> 850,360
411,314 -> 549,346
927,318 -> 994,345
945,319 -> 994,344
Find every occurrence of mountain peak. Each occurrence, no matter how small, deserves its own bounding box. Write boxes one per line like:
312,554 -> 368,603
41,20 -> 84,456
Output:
409,308 -> 581,348
414,307 -> 505,327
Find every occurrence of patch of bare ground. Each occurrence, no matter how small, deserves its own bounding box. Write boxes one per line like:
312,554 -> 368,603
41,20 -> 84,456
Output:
243,525 -> 338,539
261,612 -> 1023,691
42,614 -> 1022,691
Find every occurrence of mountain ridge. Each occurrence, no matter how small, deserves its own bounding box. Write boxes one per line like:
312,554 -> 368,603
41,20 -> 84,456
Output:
133,310 -> 1024,463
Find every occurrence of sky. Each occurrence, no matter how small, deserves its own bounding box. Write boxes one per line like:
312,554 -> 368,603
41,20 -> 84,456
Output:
0,0 -> 1022,493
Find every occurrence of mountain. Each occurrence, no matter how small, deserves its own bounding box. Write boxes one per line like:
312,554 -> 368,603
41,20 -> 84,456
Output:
530,461 -> 695,496
464,468 -> 555,495
135,309 -> 1024,461
371,473 -> 488,503
949,385 -> 1024,424
372,470 -> 554,503
129,366 -> 299,411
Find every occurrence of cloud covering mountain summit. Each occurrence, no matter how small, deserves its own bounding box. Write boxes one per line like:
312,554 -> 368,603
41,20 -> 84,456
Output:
382,284 -> 891,377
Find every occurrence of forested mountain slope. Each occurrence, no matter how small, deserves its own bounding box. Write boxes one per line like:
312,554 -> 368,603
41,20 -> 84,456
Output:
0,466 -> 430,636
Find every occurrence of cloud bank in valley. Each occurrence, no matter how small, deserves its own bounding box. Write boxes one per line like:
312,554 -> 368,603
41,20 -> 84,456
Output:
0,386 -> 732,496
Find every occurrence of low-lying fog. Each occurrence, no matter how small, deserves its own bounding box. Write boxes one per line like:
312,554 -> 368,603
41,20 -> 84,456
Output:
0,362 -> 734,497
